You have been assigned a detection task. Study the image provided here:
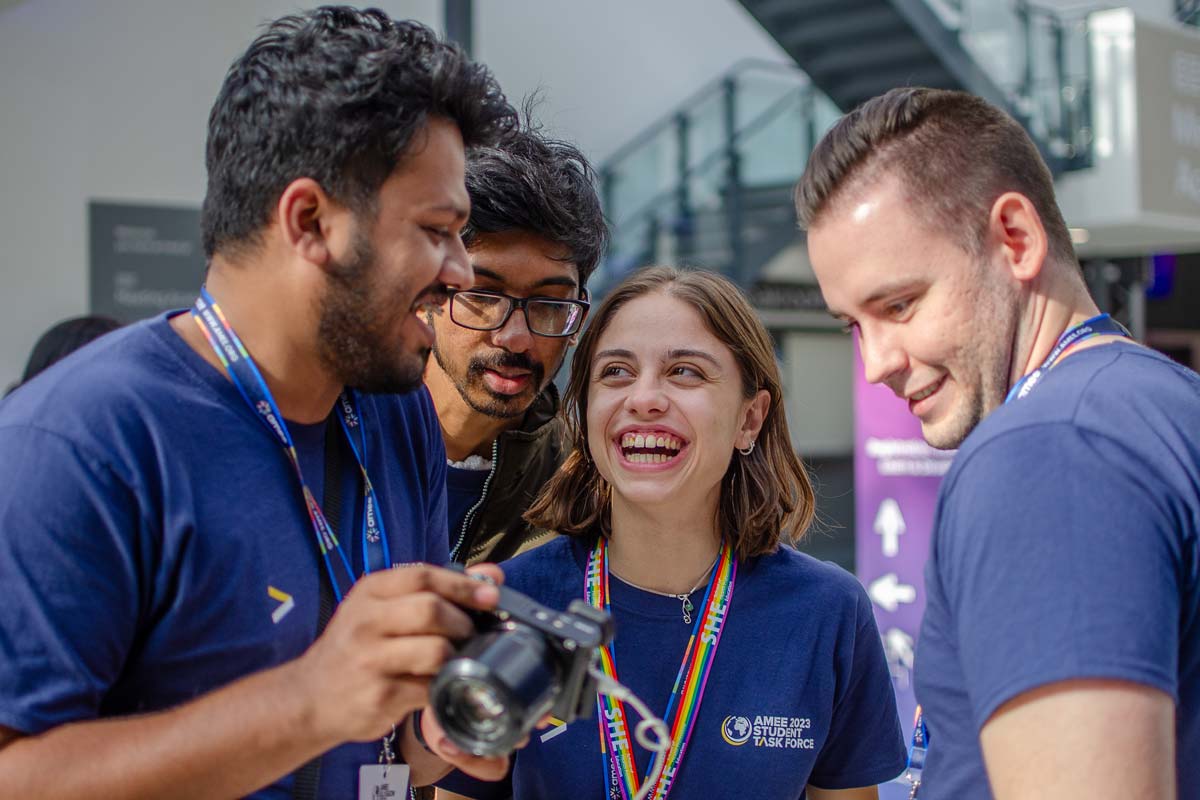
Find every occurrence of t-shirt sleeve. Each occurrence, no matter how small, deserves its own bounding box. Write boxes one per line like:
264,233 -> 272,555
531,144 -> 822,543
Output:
808,581 -> 908,789
0,426 -> 144,734
936,424 -> 1181,731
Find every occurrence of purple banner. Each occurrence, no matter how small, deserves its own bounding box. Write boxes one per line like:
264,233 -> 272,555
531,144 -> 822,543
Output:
852,341 -> 953,798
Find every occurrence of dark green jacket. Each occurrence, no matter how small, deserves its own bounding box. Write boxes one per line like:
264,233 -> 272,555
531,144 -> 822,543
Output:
449,384 -> 567,565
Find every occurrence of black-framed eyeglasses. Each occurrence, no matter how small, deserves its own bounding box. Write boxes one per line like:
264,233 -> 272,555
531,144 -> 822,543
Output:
447,289 -> 590,338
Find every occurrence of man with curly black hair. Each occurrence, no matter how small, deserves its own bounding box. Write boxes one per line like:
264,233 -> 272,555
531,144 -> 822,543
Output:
423,123 -> 608,566
0,7 -> 518,798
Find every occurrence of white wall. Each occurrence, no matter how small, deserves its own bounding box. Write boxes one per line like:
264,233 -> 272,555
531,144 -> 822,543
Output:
0,0 -> 441,385
781,332 -> 855,456
1034,0 -> 1175,25
475,1 -> 789,162
0,0 -> 786,386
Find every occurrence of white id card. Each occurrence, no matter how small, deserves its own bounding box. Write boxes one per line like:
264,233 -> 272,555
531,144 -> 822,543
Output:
358,764 -> 410,800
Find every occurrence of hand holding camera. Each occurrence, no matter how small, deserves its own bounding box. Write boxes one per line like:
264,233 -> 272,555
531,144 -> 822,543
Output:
290,564 -> 510,782
429,565 -> 616,757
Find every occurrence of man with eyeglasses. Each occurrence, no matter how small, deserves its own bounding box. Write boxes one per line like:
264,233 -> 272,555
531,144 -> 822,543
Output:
423,125 -> 607,565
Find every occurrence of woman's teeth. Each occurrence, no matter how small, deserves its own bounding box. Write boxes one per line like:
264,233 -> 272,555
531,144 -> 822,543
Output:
619,433 -> 683,463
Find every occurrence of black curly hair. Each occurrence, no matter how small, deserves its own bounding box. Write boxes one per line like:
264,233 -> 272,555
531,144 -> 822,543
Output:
201,5 -> 516,259
462,109 -> 608,287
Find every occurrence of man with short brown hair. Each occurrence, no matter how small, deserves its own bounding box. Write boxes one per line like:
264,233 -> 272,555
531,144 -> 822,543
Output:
800,87 -> 1200,799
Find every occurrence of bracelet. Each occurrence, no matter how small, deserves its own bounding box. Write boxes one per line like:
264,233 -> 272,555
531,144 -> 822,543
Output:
411,709 -> 436,754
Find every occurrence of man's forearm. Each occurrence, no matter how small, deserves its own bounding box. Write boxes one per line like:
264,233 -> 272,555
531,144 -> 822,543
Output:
0,659 -> 337,800
981,680 -> 1176,800
0,565 -> 510,798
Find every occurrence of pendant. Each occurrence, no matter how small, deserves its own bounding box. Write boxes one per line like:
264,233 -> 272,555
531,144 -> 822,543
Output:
680,595 -> 694,624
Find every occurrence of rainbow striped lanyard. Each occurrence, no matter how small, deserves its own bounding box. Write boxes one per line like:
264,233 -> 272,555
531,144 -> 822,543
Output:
585,537 -> 737,800
191,288 -> 391,602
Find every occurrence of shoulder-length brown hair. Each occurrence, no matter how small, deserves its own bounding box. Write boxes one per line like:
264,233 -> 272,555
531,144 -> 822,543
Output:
525,266 -> 815,560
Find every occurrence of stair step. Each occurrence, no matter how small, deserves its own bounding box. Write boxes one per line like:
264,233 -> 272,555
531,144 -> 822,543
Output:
744,0 -> 877,27
829,65 -> 960,109
805,36 -> 936,79
780,6 -> 907,54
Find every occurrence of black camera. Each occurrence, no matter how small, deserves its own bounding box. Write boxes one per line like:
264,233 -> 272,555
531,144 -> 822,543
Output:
429,570 -> 615,757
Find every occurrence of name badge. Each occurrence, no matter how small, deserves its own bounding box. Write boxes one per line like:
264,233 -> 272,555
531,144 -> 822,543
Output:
358,764 -> 410,800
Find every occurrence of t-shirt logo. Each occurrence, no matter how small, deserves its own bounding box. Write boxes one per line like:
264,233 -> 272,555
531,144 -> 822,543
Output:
721,715 -> 752,746
268,586 -> 294,624
721,714 -> 816,749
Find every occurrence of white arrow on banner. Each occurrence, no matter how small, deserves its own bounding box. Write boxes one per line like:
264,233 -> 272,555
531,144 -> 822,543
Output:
873,498 -> 906,557
868,572 -> 917,612
884,627 -> 915,667
882,626 -> 916,689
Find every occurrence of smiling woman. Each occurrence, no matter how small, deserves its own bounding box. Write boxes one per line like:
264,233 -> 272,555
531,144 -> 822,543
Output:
437,267 -> 907,800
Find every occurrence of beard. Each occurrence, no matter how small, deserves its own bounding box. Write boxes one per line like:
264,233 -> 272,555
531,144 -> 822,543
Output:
316,231 -> 432,395
431,341 -> 549,420
922,261 -> 1021,450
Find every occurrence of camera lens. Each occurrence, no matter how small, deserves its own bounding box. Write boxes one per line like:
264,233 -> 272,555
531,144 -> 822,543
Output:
431,625 -> 563,756
447,679 -> 506,733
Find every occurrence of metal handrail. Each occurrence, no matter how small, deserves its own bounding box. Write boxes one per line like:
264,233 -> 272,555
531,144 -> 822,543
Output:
1181,1 -> 1200,26
600,0 -> 1103,287
1018,1 -> 1097,167
608,80 -> 810,229
600,59 -> 807,171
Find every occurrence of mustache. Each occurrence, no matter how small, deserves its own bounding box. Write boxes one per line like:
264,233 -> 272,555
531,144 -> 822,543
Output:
468,350 -> 538,374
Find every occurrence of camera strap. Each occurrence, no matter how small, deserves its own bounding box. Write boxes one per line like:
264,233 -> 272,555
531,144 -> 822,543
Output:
586,538 -> 737,800
190,288 -> 393,601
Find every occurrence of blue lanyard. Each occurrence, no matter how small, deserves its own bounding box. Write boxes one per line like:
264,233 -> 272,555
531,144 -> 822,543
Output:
1005,314 -> 1131,403
190,288 -> 391,602
904,708 -> 929,799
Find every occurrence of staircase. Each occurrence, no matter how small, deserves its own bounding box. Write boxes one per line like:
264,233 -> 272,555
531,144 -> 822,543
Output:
595,1 -> 1099,297
740,0 -> 1095,171
595,62 -> 835,294
739,0 -> 1004,113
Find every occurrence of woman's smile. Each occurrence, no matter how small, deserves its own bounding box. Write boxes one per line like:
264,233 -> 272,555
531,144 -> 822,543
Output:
613,427 -> 689,468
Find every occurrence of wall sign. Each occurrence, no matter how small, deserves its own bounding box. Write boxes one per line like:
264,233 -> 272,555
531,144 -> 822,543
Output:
89,201 -> 204,321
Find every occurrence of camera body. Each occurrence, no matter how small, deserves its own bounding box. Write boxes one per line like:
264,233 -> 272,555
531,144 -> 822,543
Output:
430,570 -> 615,757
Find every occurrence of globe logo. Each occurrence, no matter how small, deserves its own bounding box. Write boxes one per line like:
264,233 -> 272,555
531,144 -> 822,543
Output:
721,715 -> 752,746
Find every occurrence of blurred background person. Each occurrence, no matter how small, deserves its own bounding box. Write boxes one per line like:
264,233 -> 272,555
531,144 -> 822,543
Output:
4,315 -> 122,396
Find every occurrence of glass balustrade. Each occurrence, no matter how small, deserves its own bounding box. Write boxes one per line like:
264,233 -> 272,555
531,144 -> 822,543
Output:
951,0 -> 1093,164
599,2 -> 1098,291
599,61 -> 839,290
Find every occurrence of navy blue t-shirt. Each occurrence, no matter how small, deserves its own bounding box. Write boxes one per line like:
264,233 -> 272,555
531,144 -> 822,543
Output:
446,462 -> 491,547
0,313 -> 450,799
441,536 -> 907,798
914,342 -> 1200,799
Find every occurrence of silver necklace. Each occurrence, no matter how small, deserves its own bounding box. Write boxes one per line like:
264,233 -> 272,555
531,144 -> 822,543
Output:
609,552 -> 720,624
